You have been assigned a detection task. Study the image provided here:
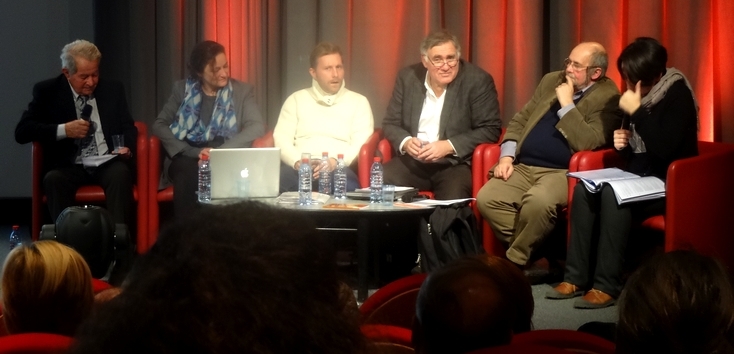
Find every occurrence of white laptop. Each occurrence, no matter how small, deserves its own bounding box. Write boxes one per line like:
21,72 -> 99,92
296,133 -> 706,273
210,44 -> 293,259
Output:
209,147 -> 281,199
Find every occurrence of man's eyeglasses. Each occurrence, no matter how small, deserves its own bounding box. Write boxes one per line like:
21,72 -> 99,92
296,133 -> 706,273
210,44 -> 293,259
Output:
564,58 -> 598,72
425,56 -> 459,68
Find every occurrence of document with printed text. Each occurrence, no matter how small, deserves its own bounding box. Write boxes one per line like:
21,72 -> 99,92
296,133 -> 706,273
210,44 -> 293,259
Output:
567,168 -> 665,205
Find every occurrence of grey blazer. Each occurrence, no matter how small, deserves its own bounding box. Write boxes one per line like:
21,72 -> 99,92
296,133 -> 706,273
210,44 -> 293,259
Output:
381,60 -> 502,164
152,78 -> 265,159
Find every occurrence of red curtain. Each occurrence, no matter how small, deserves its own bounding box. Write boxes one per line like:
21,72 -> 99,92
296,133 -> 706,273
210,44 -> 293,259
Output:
198,0 -> 734,142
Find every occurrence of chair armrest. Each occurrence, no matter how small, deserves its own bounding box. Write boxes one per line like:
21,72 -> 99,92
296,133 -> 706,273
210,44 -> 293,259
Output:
133,121 -> 149,253
360,324 -> 413,348
377,139 -> 393,164
470,143 -> 503,256
31,142 -> 44,240
664,142 -> 734,268
358,129 -> 382,188
253,130 -> 274,148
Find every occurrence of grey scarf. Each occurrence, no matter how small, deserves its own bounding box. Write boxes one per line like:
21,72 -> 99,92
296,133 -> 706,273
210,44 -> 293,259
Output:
630,67 -> 699,153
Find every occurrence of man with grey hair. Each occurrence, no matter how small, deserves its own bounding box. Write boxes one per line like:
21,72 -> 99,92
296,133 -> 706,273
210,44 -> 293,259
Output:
382,29 -> 501,201
476,42 -> 622,282
16,39 -> 137,229
381,29 -> 500,273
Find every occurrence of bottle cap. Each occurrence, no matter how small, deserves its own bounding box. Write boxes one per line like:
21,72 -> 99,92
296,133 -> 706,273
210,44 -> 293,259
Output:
373,156 -> 381,162
12,225 -> 19,230
201,154 -> 209,161
338,154 -> 344,159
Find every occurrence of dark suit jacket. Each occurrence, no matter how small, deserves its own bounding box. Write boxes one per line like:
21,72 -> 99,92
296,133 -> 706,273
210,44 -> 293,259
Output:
381,60 -> 502,164
15,74 -> 137,174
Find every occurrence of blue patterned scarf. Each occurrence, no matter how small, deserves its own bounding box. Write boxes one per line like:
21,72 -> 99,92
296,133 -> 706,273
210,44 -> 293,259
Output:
170,78 -> 237,143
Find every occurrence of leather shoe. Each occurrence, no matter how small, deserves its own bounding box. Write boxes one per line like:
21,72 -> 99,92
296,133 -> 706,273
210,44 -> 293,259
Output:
545,282 -> 584,299
573,289 -> 616,309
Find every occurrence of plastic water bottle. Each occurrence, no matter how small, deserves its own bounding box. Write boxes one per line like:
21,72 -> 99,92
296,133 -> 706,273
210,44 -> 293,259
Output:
318,152 -> 332,195
198,154 -> 211,203
370,156 -> 383,203
9,225 -> 21,251
333,154 -> 348,199
298,153 -> 312,205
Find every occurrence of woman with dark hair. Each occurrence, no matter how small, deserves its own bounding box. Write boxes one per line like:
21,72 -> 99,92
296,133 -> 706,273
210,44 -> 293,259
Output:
152,40 -> 265,218
69,201 -> 369,353
616,250 -> 734,353
546,37 -> 698,308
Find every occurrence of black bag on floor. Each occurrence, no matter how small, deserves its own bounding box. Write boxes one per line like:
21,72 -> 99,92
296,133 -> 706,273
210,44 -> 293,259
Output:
418,203 -> 484,273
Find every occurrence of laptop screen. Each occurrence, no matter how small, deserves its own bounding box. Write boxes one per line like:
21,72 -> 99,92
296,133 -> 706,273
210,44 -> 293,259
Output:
209,147 -> 281,199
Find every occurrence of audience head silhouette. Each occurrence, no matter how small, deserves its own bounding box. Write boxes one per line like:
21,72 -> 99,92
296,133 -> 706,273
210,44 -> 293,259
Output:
1,240 -> 93,336
413,256 -> 532,354
70,201 -> 367,353
476,254 -> 534,333
616,250 -> 734,354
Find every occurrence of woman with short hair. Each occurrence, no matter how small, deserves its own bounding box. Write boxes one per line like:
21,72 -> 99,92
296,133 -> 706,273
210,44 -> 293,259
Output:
546,37 -> 699,308
152,40 -> 265,218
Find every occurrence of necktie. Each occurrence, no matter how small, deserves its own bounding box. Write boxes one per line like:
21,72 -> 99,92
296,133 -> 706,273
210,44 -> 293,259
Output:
77,96 -> 98,157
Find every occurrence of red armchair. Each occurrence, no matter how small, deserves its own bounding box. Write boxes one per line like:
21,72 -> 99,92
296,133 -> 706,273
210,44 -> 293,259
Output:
360,324 -> 414,353
471,143 -> 506,257
31,121 -> 148,254
362,129 -> 508,199
359,273 -> 428,329
0,333 -> 74,353
471,135 -> 609,257
568,141 -> 734,269
146,131 -> 274,252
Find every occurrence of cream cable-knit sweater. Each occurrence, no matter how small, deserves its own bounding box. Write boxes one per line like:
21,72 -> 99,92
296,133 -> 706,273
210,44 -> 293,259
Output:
273,79 -> 374,166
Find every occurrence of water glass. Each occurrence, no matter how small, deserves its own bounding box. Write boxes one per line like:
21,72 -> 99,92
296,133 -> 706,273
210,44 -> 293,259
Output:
112,134 -> 124,153
382,184 -> 395,205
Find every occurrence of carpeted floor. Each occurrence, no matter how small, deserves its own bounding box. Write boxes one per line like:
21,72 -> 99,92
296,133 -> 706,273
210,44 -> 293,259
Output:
352,282 -> 617,331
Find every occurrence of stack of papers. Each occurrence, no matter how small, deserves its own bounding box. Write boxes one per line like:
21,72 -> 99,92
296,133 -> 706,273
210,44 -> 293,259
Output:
82,155 -> 117,167
567,168 -> 665,204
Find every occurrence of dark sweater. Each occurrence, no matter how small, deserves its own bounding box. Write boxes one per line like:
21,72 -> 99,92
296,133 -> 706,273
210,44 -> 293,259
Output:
621,80 -> 699,180
516,100 -> 572,169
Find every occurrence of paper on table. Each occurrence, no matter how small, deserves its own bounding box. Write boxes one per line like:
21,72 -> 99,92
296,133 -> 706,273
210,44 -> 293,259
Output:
276,192 -> 331,204
82,155 -> 117,167
355,186 -> 415,192
407,198 -> 476,207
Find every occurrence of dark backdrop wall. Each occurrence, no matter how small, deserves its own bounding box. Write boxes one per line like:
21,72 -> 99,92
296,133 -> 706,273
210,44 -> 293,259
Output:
0,0 -> 93,200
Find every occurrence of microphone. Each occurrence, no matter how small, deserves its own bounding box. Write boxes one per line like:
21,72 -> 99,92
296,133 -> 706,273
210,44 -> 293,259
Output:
81,104 -> 93,121
80,104 -> 96,135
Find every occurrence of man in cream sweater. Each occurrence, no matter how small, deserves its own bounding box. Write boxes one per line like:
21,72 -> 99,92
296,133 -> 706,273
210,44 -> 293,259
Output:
274,42 -> 374,192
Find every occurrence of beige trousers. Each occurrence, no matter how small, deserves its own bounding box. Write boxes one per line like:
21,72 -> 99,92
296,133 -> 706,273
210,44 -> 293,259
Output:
476,163 -> 568,265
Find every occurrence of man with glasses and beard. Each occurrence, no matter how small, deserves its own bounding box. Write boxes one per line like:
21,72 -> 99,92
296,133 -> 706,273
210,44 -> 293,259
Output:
476,42 -> 621,281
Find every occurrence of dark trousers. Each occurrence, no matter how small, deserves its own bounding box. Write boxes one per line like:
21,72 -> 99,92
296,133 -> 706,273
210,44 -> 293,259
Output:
564,183 -> 665,297
168,155 -> 200,219
43,160 -> 134,226
383,154 -> 472,200
279,161 -> 360,193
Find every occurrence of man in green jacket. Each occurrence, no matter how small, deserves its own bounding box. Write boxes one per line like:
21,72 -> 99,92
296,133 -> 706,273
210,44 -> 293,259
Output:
477,42 -> 622,277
